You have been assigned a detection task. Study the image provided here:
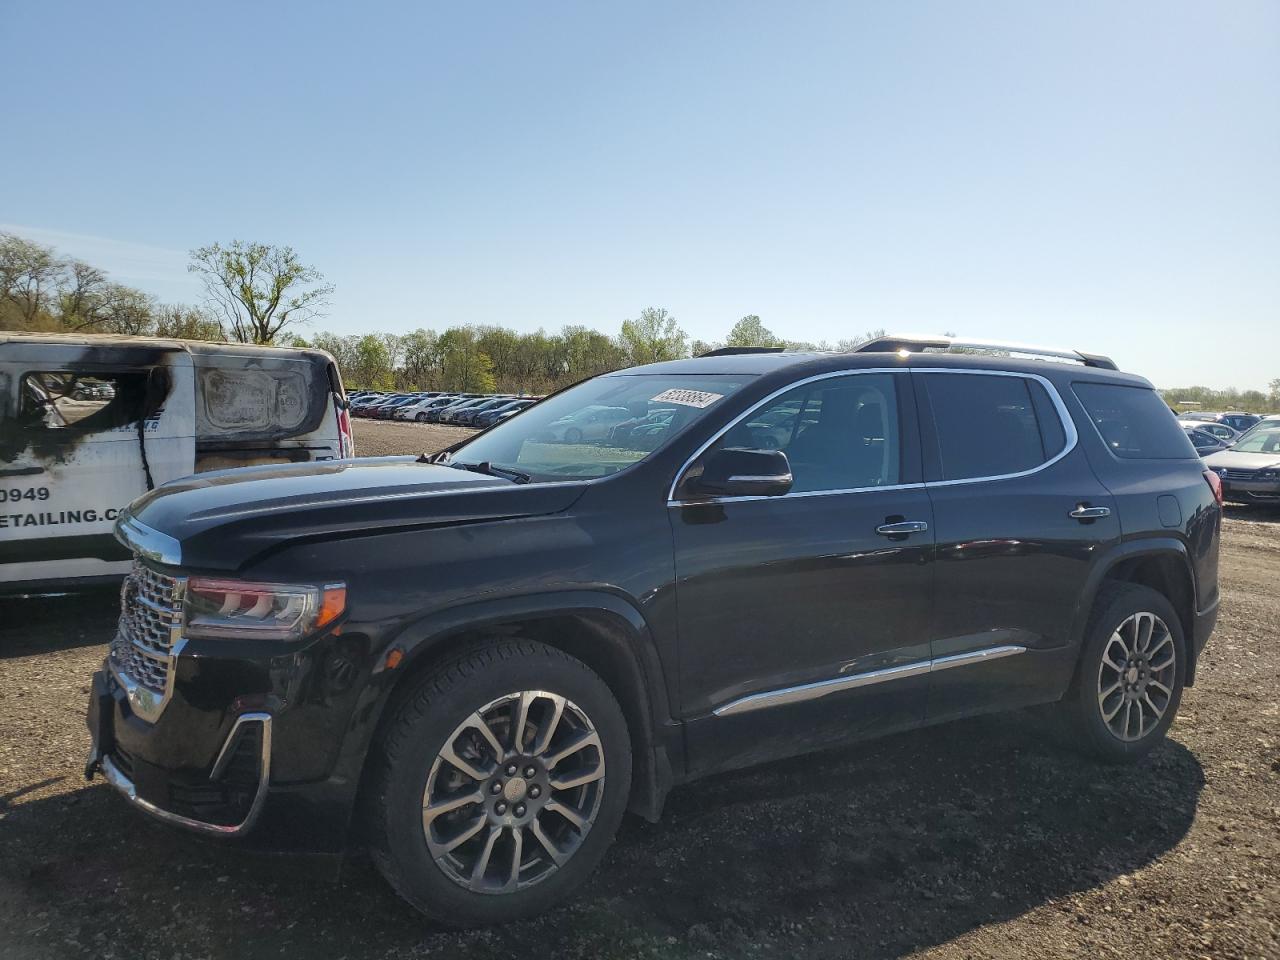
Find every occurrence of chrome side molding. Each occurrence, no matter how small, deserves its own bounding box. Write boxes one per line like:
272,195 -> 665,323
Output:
712,645 -> 1027,718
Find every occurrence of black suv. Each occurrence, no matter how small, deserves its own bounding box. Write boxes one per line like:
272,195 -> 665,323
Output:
86,336 -> 1222,926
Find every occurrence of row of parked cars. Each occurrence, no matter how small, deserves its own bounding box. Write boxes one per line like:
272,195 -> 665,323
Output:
349,390 -> 542,428
1177,410 -> 1265,456
1177,411 -> 1280,506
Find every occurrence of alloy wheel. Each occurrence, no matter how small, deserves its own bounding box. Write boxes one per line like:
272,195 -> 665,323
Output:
1096,611 -> 1177,742
422,690 -> 606,893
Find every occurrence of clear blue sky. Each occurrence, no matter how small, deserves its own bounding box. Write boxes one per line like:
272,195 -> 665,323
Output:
2,1 -> 1276,390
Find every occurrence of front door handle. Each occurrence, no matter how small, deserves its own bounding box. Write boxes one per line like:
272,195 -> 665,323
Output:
1069,504 -> 1111,521
876,520 -> 929,536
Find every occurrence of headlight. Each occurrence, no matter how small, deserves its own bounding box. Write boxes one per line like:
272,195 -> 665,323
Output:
184,578 -> 346,640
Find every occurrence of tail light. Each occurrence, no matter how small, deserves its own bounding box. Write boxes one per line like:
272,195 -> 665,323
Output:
337,403 -> 354,458
1203,469 -> 1224,506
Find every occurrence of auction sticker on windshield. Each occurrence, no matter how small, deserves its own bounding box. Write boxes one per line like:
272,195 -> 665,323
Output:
650,389 -> 724,408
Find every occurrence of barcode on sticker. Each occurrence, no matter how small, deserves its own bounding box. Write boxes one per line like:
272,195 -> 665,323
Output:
650,389 -> 724,409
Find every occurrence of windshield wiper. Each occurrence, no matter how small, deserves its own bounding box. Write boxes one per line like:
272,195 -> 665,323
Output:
449,460 -> 532,484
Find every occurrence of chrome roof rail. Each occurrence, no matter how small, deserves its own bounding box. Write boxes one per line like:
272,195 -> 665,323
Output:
852,334 -> 1118,370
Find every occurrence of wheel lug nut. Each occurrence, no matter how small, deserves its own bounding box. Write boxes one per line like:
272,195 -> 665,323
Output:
529,785 -> 541,799
514,803 -> 526,817
524,765 -> 537,778
505,763 -> 518,776
495,801 -> 507,815
490,781 -> 503,794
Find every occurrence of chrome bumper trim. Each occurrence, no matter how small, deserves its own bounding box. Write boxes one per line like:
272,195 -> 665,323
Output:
713,645 -> 1027,718
100,712 -> 273,837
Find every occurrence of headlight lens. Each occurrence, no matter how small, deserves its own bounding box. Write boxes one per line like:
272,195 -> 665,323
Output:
184,578 -> 346,640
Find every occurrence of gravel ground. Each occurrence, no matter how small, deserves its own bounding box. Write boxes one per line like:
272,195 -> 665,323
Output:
1,420 -> 1276,959
350,416 -> 476,459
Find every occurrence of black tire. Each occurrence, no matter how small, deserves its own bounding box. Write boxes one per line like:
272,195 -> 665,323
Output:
415,413 -> 427,422
1062,582 -> 1186,762
369,639 -> 631,926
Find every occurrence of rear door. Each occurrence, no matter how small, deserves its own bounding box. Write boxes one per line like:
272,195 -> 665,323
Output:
915,369 -> 1120,720
0,350 -> 195,588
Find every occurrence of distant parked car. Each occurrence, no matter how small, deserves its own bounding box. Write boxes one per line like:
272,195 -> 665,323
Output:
441,396 -> 513,425
455,397 -> 523,426
427,396 -> 485,423
472,398 -> 538,428
396,394 -> 469,421
1178,420 -> 1239,445
1184,425 -> 1230,457
1217,412 -> 1262,433
1203,419 -> 1280,503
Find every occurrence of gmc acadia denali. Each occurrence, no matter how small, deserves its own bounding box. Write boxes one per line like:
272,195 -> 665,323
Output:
86,336 -> 1222,926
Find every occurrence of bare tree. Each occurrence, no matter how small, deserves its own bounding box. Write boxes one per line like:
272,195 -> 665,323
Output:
188,241 -> 334,344
0,232 -> 61,325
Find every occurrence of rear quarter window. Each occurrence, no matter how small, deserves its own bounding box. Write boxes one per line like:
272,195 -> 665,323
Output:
1073,382 -> 1197,459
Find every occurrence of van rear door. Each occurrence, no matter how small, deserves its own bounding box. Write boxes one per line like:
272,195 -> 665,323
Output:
0,346 -> 195,590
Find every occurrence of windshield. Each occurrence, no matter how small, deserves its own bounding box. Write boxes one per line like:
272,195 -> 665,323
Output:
1230,423 -> 1280,455
445,373 -> 754,481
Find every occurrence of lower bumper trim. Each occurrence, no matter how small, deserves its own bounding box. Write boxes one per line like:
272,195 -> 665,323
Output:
99,712 -> 273,837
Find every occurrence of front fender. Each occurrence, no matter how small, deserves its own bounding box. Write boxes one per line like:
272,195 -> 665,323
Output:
328,589 -> 677,839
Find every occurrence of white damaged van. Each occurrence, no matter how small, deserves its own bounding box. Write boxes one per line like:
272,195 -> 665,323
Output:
0,333 -> 353,592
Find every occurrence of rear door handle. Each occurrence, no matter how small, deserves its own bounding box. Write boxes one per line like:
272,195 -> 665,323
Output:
1069,505 -> 1111,521
876,520 -> 929,536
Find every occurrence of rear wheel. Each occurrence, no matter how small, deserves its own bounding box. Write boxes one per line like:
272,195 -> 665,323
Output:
416,413 -> 427,422
1063,582 -> 1185,762
370,640 -> 631,926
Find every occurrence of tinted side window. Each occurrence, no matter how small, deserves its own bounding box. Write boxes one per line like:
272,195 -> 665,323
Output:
712,373 -> 901,493
1073,382 -> 1198,459
922,373 -> 1056,481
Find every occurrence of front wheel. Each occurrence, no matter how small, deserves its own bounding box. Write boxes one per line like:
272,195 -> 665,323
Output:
1062,582 -> 1186,762
369,639 -> 631,926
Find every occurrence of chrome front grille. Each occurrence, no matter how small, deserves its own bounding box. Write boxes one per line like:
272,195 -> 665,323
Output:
1220,469 -> 1257,481
109,559 -> 185,708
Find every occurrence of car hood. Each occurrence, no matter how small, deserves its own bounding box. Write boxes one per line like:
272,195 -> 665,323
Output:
117,456 -> 585,571
1203,450 -> 1280,471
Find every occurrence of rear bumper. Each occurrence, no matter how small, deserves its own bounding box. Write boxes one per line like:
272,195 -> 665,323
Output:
1187,598 -> 1219,686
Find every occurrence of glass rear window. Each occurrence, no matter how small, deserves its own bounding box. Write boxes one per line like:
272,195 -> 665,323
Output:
1073,382 -> 1197,459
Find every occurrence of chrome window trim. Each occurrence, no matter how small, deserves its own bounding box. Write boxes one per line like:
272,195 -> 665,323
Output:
712,645 -> 1027,717
667,366 -> 1078,504
914,368 -> 1079,487
99,712 -> 273,837
667,367 -> 907,504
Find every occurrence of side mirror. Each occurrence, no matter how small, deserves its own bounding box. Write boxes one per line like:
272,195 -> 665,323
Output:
691,447 -> 793,498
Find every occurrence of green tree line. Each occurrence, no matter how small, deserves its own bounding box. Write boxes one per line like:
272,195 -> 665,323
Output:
1161,384 -> 1280,415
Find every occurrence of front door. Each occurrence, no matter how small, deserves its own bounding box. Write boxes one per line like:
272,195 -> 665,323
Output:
670,370 -> 936,776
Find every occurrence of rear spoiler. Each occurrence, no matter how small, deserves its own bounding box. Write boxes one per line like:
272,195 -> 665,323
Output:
852,335 -> 1118,370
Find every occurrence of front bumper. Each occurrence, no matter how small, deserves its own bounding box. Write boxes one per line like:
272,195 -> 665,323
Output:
1220,477 -> 1280,502
86,669 -> 272,836
85,660 -> 360,854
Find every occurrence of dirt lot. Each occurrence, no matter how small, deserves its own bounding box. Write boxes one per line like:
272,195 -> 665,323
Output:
1,419 -> 1276,959
350,417 -> 476,459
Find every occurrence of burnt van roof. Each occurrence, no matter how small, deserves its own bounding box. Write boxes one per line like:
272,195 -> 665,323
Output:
0,331 -> 334,363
